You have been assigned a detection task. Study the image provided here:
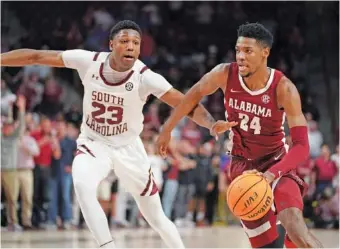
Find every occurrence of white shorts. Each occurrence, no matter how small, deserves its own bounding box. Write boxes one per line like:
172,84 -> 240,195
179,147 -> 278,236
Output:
97,180 -> 112,201
75,137 -> 158,197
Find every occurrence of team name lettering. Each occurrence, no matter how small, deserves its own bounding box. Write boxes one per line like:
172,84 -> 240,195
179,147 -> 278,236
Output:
86,117 -> 128,136
86,91 -> 127,136
229,98 -> 272,118
92,91 -> 124,106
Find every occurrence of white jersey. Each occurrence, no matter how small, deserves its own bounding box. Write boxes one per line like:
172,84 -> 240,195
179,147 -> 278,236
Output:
62,50 -> 173,147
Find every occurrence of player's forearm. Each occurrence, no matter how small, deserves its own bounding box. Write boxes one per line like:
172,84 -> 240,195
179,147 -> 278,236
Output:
268,126 -> 309,178
187,103 -> 216,130
1,49 -> 39,66
163,85 -> 207,132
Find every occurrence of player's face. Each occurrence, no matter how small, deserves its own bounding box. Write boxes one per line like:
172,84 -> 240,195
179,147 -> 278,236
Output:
110,29 -> 141,71
235,37 -> 269,77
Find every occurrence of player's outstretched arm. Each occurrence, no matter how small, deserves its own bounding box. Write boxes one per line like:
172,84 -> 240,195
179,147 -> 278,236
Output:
160,64 -> 228,134
1,49 -> 65,67
157,64 -> 233,158
264,77 -> 309,182
159,88 -> 216,130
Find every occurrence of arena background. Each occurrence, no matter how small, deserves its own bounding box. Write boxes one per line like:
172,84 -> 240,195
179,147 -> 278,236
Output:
1,1 -> 339,248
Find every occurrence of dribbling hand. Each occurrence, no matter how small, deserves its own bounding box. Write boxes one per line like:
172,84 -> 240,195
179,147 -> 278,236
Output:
210,120 -> 238,140
243,169 -> 275,184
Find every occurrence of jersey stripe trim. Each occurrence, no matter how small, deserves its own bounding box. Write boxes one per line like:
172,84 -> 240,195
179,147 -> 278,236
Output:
140,66 -> 149,74
99,63 -> 134,86
238,68 -> 275,95
93,52 -> 100,61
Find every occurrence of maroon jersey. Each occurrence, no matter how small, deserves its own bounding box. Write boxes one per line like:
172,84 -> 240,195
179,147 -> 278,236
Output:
224,62 -> 288,160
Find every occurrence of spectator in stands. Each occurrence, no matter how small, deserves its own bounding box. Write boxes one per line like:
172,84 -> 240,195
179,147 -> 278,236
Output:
66,21 -> 83,49
48,118 -> 76,230
331,145 -> 339,187
17,72 -> 44,111
17,127 -> 40,230
174,140 -> 196,227
161,141 -> 180,219
186,142 -> 214,226
31,116 -> 61,228
1,79 -> 16,118
314,186 -> 339,229
25,112 -> 38,132
181,119 -> 201,147
1,96 -> 26,231
312,144 -> 338,198
64,104 -> 82,129
144,102 -> 161,131
39,78 -> 63,118
308,120 -> 323,158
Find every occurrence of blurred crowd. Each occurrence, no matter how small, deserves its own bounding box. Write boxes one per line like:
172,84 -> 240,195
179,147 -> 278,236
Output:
1,1 -> 338,232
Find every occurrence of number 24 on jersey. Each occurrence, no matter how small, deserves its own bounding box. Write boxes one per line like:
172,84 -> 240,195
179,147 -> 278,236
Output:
238,113 -> 261,134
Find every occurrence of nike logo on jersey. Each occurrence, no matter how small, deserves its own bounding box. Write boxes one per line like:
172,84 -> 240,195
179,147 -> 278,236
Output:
231,89 -> 243,93
274,152 -> 283,160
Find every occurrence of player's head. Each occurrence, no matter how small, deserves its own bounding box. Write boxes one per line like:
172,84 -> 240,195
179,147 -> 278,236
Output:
236,23 -> 273,77
109,20 -> 142,71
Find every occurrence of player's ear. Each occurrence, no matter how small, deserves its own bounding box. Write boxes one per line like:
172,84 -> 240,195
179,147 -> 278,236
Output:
109,40 -> 114,51
262,47 -> 270,58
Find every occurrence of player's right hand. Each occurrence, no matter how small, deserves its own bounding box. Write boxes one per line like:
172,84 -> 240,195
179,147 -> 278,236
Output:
210,120 -> 238,139
156,130 -> 171,158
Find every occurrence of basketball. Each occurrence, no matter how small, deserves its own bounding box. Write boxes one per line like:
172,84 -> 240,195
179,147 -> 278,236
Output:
226,173 -> 273,221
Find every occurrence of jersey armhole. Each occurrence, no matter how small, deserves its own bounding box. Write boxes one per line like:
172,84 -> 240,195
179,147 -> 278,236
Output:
274,74 -> 285,111
224,63 -> 233,93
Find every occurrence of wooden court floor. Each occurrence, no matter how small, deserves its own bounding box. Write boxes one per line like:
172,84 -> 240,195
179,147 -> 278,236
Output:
1,226 -> 339,248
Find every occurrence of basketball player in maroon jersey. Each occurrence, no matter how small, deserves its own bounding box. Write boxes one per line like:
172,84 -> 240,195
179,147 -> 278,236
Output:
157,23 -> 323,248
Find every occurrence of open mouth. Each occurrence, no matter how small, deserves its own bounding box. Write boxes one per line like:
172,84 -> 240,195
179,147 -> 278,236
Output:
238,65 -> 248,71
123,55 -> 135,61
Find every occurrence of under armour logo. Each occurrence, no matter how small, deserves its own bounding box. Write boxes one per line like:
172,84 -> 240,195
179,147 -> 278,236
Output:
92,74 -> 99,80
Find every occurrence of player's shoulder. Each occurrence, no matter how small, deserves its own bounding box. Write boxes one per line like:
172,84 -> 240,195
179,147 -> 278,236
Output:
276,74 -> 301,107
133,59 -> 150,74
210,63 -> 231,74
276,75 -> 298,96
93,52 -> 110,62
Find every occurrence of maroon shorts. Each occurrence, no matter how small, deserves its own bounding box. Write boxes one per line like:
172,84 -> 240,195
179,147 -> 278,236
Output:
227,149 -> 308,248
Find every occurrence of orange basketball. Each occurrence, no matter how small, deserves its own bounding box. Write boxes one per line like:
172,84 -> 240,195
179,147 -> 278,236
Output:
226,173 -> 273,221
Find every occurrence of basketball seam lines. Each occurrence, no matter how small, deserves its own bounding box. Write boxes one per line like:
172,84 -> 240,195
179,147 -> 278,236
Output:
227,174 -> 253,204
240,180 -> 269,217
232,177 -> 264,213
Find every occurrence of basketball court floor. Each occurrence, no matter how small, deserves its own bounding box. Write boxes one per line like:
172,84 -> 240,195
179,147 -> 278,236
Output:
1,226 -> 339,248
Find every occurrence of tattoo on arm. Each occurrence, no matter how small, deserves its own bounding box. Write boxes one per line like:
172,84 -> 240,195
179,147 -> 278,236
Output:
187,103 -> 216,129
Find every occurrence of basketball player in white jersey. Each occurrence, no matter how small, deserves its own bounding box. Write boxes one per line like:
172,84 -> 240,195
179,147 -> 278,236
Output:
1,20 -> 218,248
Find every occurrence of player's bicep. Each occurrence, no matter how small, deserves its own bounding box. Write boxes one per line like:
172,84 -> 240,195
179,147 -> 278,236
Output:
278,77 -> 307,128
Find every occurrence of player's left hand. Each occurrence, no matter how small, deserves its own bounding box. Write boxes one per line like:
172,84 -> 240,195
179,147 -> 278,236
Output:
210,120 -> 238,139
243,169 -> 275,184
156,130 -> 171,158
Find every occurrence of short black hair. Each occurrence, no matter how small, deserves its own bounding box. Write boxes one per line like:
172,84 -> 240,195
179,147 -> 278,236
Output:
109,20 -> 142,40
237,22 -> 274,48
